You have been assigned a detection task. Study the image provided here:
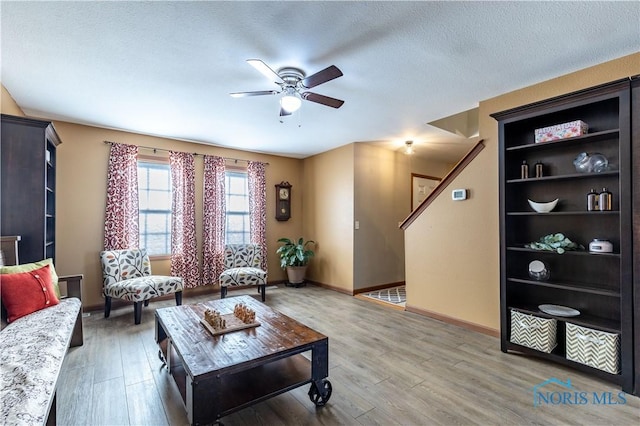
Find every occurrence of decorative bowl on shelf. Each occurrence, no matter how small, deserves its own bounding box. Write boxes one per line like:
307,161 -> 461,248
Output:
527,198 -> 558,213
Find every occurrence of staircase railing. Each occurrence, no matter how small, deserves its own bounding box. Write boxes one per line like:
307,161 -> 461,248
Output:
400,139 -> 485,229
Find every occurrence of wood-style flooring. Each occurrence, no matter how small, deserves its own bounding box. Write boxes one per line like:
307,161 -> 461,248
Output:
58,284 -> 640,425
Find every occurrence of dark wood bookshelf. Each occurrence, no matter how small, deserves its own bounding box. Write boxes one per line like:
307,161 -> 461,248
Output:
0,114 -> 61,264
493,78 -> 636,395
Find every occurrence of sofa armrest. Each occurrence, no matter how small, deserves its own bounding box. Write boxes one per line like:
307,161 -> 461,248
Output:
59,274 -> 83,300
58,274 -> 83,347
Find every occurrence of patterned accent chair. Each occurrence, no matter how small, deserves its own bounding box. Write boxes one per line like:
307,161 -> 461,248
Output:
219,244 -> 267,301
100,249 -> 183,324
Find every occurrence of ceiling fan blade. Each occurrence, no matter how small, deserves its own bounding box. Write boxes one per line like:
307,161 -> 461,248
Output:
279,108 -> 292,117
301,92 -> 344,109
230,90 -> 279,98
301,65 -> 343,89
246,59 -> 284,85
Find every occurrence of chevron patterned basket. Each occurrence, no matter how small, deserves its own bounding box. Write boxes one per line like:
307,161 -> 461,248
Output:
510,310 -> 557,353
566,323 -> 620,374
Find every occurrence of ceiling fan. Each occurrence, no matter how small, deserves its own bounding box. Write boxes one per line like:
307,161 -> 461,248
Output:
230,59 -> 344,116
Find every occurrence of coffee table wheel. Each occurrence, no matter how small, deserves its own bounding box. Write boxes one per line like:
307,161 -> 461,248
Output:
308,379 -> 332,406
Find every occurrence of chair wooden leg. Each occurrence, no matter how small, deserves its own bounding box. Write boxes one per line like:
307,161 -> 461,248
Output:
260,284 -> 266,302
104,296 -> 112,318
175,291 -> 182,306
134,301 -> 143,325
221,286 -> 227,299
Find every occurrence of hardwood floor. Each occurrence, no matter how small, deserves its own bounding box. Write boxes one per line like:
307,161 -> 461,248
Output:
59,285 -> 640,425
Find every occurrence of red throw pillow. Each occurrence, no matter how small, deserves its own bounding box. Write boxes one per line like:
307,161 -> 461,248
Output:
0,264 -> 60,322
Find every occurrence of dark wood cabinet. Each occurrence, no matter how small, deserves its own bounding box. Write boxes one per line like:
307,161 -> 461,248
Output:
493,79 -> 636,394
631,77 -> 640,396
1,114 -> 61,264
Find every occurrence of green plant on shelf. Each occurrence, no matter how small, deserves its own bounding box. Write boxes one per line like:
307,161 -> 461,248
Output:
525,233 -> 585,254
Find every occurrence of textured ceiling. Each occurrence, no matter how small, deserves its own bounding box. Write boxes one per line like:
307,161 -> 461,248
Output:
1,1 -> 638,162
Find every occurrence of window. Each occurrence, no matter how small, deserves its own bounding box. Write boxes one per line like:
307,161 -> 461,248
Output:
225,170 -> 250,244
138,161 -> 172,255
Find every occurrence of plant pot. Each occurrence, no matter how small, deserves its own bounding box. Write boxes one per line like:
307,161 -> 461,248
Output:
286,266 -> 307,284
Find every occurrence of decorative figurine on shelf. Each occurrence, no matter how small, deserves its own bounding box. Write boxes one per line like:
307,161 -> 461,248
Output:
573,152 -> 609,173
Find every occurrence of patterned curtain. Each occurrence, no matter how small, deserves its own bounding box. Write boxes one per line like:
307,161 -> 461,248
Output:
103,143 -> 139,250
202,155 -> 226,286
169,151 -> 199,288
247,161 -> 267,272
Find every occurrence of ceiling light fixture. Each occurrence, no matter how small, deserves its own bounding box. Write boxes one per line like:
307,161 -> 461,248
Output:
280,88 -> 302,113
404,140 -> 414,155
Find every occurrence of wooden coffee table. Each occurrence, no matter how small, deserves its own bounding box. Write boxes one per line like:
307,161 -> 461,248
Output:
155,295 -> 331,425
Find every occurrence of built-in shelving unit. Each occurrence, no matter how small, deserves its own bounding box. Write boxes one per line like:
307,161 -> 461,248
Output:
631,76 -> 640,398
492,79 -> 635,394
1,114 -> 61,264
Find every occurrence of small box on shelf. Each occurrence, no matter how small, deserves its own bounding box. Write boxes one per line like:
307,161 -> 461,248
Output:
535,120 -> 588,143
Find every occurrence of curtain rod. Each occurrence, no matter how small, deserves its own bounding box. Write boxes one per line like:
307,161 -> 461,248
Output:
103,140 -> 269,165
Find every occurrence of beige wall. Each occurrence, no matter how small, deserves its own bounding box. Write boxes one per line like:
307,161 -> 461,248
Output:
43,122 -> 304,309
302,141 -> 453,293
409,153 -> 455,183
1,84 -> 25,116
354,143 -> 404,289
405,52 -> 640,332
353,143 -> 453,290
302,144 -> 354,293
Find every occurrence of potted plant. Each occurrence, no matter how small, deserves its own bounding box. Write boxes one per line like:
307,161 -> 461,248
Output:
276,237 -> 315,286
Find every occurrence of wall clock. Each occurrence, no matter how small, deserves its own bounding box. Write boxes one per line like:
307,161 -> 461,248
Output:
275,181 -> 292,221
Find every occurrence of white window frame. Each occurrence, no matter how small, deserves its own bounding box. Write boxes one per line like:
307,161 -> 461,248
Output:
138,158 -> 172,257
225,170 -> 250,245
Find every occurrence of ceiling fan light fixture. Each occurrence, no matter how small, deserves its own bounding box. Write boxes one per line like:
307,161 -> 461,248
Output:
405,140 -> 414,155
280,92 -> 302,113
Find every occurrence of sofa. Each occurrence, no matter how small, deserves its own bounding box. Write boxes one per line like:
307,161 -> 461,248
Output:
0,238 -> 83,426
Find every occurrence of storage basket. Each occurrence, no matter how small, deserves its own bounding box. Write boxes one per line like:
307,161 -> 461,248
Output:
510,310 -> 557,353
566,323 -> 620,374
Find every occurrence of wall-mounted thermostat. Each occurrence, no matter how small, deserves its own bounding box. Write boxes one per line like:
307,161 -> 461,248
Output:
452,189 -> 468,201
